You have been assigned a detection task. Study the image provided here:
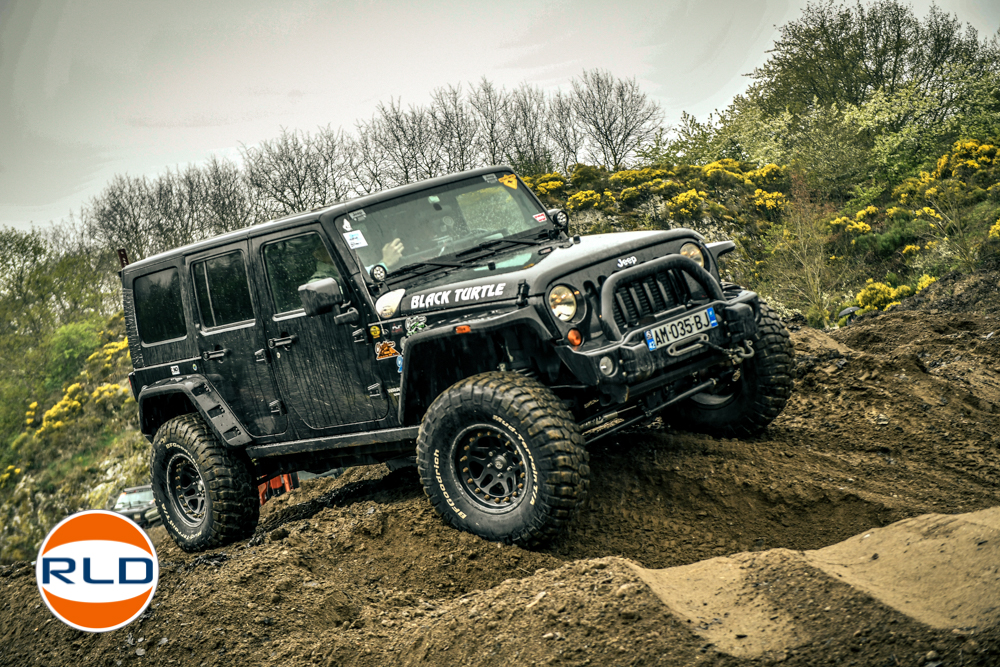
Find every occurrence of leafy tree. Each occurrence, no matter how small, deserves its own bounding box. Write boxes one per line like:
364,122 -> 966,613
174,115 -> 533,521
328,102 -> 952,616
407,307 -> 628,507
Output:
747,1 -> 999,117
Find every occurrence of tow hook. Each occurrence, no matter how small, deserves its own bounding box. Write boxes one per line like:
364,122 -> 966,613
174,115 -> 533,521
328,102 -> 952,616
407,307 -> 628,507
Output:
702,339 -> 754,364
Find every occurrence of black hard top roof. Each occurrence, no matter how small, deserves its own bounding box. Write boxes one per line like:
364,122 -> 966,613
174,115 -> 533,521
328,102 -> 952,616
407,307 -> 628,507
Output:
123,165 -> 514,275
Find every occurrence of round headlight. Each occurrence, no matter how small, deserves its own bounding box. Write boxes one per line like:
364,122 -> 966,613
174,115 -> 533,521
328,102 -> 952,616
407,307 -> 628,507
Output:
680,242 -> 705,268
548,285 -> 578,322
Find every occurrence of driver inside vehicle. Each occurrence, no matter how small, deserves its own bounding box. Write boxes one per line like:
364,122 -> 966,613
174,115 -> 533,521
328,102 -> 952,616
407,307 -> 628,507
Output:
353,200 -> 464,274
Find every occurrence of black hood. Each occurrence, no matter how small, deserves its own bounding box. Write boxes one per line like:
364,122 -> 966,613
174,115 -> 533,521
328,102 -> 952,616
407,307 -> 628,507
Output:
399,229 -> 702,315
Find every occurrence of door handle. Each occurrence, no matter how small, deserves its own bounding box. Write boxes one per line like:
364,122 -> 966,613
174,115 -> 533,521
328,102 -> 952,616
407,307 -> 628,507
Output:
268,335 -> 297,349
201,348 -> 229,361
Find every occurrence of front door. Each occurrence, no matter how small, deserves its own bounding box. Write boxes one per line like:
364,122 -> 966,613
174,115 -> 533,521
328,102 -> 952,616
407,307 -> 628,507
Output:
188,241 -> 287,437
251,226 -> 388,431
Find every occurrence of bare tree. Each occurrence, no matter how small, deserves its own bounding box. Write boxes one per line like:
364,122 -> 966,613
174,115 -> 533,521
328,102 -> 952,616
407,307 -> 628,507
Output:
469,77 -> 512,166
203,155 -> 254,233
430,84 -> 480,173
503,83 -> 553,175
572,69 -> 663,170
347,123 -> 392,195
547,90 -> 586,174
87,173 -> 155,260
313,126 -> 355,204
241,129 -> 329,217
368,99 -> 441,186
146,166 -> 212,252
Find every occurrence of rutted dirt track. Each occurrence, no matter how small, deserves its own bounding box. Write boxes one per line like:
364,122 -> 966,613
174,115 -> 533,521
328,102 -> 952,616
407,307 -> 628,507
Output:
2,268 -> 1000,666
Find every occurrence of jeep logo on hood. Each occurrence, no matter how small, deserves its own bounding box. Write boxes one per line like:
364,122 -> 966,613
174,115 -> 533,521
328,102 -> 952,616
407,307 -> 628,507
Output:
407,281 -> 509,312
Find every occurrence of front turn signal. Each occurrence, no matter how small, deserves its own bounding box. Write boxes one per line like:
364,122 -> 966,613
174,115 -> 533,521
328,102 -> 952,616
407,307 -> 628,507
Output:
567,328 -> 583,347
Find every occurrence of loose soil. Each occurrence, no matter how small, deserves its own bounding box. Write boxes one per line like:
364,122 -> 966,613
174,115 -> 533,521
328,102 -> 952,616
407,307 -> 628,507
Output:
2,266 -> 999,666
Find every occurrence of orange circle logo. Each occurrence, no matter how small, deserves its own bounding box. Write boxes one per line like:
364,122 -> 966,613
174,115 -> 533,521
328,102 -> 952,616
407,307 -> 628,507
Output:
35,510 -> 159,632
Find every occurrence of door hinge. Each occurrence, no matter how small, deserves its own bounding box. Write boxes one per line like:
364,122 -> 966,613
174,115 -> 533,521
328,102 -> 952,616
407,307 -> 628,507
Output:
254,349 -> 269,363
367,383 -> 383,399
268,400 -> 286,415
352,328 -> 366,344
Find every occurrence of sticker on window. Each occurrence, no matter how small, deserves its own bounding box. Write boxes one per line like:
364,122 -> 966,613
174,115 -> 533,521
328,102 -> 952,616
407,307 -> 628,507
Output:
349,210 -> 367,221
343,219 -> 352,231
498,174 -> 518,189
344,230 -> 368,249
483,174 -> 498,183
533,212 -> 547,223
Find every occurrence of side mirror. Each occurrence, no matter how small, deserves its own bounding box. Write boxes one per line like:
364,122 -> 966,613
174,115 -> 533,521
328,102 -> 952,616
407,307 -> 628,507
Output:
547,208 -> 570,232
298,278 -> 344,317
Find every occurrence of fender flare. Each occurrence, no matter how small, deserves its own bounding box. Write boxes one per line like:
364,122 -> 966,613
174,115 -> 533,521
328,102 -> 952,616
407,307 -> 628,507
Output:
397,308 -> 555,424
137,374 -> 252,447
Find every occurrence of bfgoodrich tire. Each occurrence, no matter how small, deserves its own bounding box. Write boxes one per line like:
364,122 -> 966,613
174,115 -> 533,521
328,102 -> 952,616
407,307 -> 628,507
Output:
150,414 -> 259,552
667,300 -> 793,438
416,372 -> 589,546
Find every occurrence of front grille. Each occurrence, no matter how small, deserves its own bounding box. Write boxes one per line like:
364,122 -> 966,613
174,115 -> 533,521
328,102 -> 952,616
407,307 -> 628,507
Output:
610,270 -> 690,330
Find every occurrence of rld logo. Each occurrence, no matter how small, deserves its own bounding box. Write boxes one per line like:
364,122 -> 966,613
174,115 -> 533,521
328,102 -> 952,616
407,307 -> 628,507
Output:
35,510 -> 159,632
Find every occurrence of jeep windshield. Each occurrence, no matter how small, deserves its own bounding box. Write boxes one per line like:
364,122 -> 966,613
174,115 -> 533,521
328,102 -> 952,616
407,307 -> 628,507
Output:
338,173 -> 551,285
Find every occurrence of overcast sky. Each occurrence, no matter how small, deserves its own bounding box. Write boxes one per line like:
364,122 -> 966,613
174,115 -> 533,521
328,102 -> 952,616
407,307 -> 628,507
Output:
1,0 -> 998,232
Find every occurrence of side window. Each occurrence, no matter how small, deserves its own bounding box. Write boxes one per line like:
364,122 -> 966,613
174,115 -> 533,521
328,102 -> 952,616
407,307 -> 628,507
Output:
262,232 -> 342,313
191,251 -> 255,328
134,268 -> 186,344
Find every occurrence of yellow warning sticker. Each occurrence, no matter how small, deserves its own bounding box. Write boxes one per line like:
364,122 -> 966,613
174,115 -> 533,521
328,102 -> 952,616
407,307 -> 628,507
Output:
498,174 -> 518,189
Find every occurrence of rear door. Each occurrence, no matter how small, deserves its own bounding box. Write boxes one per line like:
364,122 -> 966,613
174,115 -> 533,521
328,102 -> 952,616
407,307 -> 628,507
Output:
188,241 -> 287,438
251,225 -> 388,431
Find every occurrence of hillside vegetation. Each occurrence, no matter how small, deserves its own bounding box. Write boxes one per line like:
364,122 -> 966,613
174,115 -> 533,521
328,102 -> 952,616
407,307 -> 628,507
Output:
1,0 -> 999,562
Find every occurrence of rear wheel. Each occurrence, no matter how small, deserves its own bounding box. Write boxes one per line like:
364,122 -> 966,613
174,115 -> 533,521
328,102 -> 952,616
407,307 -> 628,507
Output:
666,300 -> 793,438
416,372 -> 590,546
150,414 -> 259,552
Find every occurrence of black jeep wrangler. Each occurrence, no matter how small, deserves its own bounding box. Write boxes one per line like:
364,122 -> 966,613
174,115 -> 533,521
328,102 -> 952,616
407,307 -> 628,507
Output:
122,166 -> 792,552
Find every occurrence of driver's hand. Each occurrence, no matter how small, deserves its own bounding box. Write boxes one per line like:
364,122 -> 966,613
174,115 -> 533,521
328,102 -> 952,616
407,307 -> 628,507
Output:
382,238 -> 404,268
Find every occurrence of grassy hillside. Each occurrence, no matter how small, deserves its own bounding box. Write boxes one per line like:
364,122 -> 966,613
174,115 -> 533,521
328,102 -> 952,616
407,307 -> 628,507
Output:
0,313 -> 148,562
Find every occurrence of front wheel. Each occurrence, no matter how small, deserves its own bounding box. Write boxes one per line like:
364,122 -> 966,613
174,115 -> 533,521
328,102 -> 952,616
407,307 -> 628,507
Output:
150,414 -> 259,552
666,301 -> 793,438
416,372 -> 590,546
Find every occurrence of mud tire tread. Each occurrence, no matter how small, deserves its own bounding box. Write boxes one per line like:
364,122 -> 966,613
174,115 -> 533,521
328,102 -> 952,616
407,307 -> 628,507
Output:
151,413 -> 259,553
416,372 -> 589,547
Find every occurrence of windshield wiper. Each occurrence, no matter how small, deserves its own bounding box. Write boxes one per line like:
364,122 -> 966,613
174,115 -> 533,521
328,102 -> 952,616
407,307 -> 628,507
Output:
453,236 -> 548,264
384,259 -> 463,286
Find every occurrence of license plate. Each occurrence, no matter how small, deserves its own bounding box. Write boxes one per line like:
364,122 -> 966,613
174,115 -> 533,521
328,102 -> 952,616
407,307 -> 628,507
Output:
644,307 -> 718,351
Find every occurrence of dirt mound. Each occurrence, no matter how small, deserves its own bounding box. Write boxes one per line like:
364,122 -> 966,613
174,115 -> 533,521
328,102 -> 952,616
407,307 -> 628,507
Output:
634,507 -> 1000,660
2,287 -> 1000,666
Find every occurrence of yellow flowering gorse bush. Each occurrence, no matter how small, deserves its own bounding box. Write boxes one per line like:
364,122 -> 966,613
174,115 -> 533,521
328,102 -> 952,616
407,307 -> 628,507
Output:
666,189 -> 707,222
752,189 -> 787,214
916,274 -> 937,292
856,279 -> 912,311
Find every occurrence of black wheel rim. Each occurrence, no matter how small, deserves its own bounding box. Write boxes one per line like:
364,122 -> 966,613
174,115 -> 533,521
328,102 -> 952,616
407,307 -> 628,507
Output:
166,452 -> 207,526
453,425 -> 530,514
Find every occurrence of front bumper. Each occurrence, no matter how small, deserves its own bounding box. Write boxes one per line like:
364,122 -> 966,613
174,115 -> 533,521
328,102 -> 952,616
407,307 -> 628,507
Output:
555,255 -> 760,388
